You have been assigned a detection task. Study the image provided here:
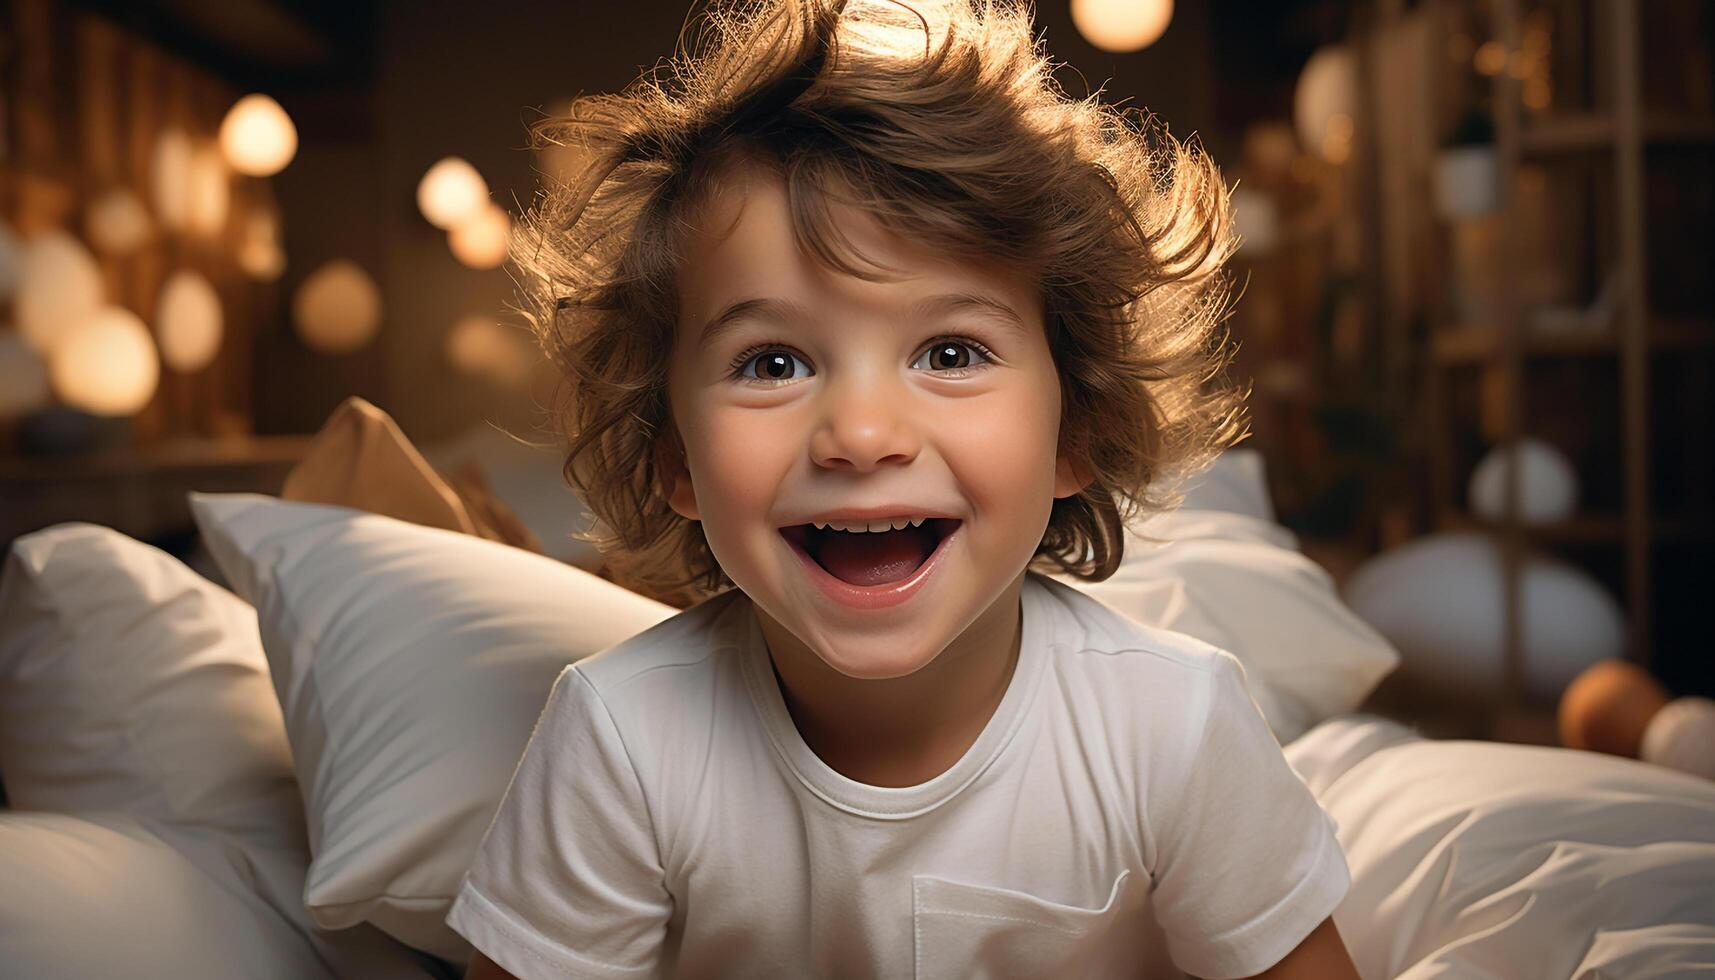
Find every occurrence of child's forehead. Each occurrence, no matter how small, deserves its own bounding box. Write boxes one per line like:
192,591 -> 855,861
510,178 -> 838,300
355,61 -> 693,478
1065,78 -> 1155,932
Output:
674,158 -> 1041,330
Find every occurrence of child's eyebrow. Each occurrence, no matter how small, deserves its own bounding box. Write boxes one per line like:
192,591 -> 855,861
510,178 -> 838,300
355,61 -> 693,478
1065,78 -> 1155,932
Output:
696,297 -> 819,349
697,292 -> 1028,349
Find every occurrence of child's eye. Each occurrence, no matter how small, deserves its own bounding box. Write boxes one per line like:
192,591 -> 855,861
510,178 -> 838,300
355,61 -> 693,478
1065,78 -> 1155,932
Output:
737,348 -> 814,383
911,339 -> 992,373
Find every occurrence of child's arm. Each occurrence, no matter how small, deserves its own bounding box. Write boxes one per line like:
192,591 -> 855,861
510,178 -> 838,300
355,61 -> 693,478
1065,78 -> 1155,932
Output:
463,951 -> 520,980
1228,917 -> 1360,979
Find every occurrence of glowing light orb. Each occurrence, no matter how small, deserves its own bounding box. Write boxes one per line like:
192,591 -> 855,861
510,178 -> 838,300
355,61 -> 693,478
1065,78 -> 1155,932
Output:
417,157 -> 488,229
49,306 -> 160,416
85,189 -> 153,255
1230,186 -> 1280,256
446,314 -> 536,386
187,143 -> 231,237
17,231 -> 104,355
219,94 -> 298,177
448,204 -> 511,269
1071,0 -> 1173,53
294,259 -> 383,354
156,270 -> 224,372
1295,45 -> 1359,164
0,332 -> 51,418
152,130 -> 194,232
237,212 -> 286,281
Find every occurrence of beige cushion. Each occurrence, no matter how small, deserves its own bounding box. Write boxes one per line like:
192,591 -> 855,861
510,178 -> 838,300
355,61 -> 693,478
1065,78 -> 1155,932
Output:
190,493 -> 674,961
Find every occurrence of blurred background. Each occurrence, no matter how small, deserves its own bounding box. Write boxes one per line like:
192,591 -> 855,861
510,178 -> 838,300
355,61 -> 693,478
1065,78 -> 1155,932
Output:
1,0 -> 1710,739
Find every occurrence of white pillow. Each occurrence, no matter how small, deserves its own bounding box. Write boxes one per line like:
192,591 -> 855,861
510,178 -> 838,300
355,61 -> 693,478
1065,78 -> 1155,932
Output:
0,523 -> 297,836
1057,452 -> 1400,743
1288,717 -> 1715,979
0,525 -> 429,979
190,493 -> 675,962
0,811 -> 436,980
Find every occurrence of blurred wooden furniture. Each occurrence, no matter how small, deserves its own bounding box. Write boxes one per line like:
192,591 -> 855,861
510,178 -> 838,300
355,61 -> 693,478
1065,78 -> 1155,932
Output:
0,436 -> 312,556
1416,0 -> 1715,700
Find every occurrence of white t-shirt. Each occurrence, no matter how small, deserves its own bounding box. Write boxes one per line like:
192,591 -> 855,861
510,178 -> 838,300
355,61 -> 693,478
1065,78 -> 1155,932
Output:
447,573 -> 1349,979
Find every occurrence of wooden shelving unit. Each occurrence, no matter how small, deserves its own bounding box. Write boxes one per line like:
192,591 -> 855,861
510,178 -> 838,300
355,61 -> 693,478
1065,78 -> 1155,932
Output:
1418,0 -> 1715,702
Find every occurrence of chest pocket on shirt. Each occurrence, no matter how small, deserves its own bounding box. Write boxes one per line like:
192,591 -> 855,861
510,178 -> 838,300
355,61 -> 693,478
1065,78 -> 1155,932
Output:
912,868 -> 1136,980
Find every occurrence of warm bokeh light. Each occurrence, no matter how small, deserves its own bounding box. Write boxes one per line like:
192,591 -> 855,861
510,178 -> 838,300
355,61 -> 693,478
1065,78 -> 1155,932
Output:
49,306 -> 160,416
0,221 -> 20,302
445,314 -> 536,386
237,211 -> 287,281
187,143 -> 230,237
293,259 -> 383,354
448,204 -> 511,269
0,332 -> 50,418
17,231 -> 104,355
85,189 -> 153,255
417,157 -> 488,229
152,130 -> 194,232
1070,0 -> 1173,53
1229,186 -> 1280,256
156,270 -> 224,372
219,94 -> 298,177
1294,45 -> 1358,164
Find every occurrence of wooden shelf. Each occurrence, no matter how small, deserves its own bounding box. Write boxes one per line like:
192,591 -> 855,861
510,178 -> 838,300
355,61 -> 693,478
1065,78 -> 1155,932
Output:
1430,318 -> 1715,365
1521,112 -> 1715,154
1437,510 -> 1715,544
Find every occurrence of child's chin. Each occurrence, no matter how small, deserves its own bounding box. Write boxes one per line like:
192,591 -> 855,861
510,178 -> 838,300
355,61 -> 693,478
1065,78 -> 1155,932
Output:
808,635 -> 948,681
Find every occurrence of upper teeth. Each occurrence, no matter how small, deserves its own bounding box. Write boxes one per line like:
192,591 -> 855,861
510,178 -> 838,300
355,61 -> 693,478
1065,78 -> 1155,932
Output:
813,517 -> 928,533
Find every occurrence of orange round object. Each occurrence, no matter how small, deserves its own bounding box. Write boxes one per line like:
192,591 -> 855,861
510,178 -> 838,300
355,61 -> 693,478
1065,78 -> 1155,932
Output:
1557,658 -> 1670,757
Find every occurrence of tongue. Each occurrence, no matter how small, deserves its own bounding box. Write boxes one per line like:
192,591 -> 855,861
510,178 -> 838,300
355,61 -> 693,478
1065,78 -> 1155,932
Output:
815,527 -> 935,586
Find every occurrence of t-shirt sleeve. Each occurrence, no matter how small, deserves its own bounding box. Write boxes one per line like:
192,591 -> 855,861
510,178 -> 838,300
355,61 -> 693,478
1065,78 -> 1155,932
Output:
1148,651 -> 1350,979
446,665 -> 673,979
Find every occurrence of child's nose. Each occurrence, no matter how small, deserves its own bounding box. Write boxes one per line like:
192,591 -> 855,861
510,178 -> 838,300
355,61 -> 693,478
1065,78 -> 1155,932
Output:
809,375 -> 921,473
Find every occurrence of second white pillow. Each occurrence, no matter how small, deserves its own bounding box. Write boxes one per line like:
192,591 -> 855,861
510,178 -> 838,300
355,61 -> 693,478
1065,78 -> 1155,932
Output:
190,493 -> 675,962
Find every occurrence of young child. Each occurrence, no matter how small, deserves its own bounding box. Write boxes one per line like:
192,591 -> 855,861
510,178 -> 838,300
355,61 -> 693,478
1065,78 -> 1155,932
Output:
451,1 -> 1359,977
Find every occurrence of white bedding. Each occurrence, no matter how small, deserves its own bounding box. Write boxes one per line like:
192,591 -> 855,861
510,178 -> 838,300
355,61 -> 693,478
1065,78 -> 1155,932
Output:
1288,716 -> 1715,979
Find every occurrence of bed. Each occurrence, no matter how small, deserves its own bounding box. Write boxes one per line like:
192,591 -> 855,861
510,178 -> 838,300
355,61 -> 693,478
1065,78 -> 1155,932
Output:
2,413 -> 1712,979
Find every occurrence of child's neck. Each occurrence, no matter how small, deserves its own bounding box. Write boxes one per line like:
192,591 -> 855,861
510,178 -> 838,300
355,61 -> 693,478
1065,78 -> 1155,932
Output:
756,573 -> 1026,789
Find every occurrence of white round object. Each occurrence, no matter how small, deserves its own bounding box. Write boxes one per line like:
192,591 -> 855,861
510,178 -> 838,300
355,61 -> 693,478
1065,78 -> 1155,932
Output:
1433,145 -> 1501,220
1468,438 -> 1579,525
1641,697 -> 1715,781
448,204 -> 511,269
417,157 -> 488,230
0,331 -> 51,417
1294,45 -> 1359,163
1230,186 -> 1280,256
152,130 -> 194,232
219,94 -> 298,177
17,231 -> 105,355
293,259 -> 382,354
156,270 -> 224,372
0,221 -> 22,302
1345,532 -> 1625,701
48,306 -> 160,416
187,144 -> 230,237
85,189 -> 153,255
1070,0 -> 1173,53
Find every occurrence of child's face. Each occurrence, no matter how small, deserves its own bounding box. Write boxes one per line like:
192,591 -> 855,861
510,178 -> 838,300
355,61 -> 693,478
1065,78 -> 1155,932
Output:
665,165 -> 1084,678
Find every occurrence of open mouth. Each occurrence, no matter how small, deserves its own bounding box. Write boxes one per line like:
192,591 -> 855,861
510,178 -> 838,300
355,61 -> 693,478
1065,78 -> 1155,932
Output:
779,518 -> 960,588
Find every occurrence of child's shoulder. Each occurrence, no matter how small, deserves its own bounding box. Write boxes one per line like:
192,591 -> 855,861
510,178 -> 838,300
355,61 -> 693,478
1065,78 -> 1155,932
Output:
1032,573 -> 1236,681
570,587 -> 752,695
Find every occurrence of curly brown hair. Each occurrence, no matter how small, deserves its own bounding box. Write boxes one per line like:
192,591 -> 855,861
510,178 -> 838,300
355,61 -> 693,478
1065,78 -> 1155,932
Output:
515,0 -> 1247,601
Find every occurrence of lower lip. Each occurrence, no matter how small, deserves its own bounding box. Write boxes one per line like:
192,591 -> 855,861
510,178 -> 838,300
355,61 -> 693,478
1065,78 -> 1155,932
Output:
781,524 -> 959,611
